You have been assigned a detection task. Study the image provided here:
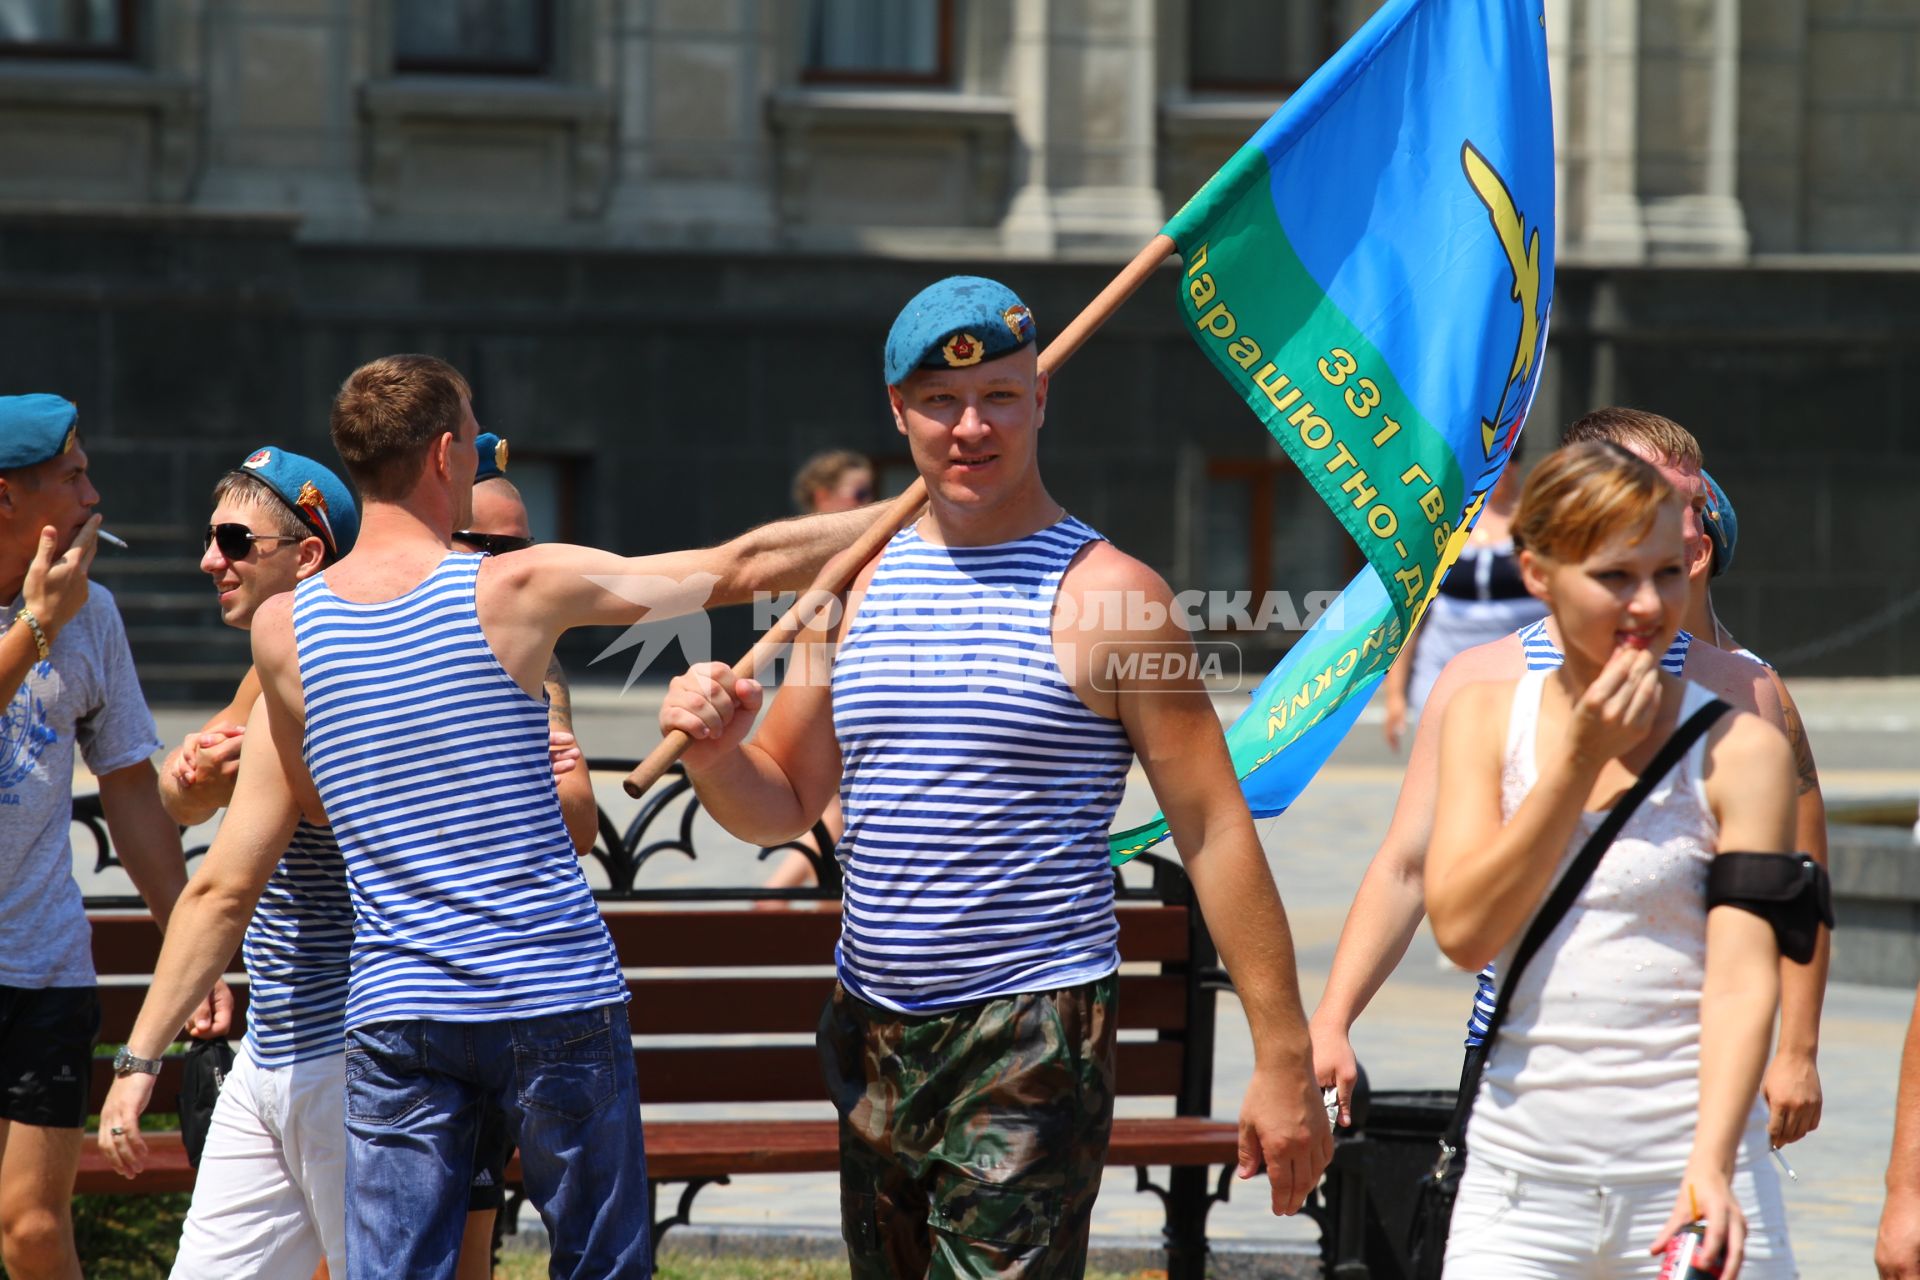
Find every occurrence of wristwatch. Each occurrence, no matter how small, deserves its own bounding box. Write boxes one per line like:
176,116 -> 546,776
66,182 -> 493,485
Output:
112,1047 -> 165,1078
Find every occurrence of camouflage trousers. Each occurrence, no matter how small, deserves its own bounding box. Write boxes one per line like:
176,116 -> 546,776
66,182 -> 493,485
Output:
816,976 -> 1118,1280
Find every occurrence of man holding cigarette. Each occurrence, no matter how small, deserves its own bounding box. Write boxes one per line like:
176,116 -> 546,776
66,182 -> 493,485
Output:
0,394 -> 229,1280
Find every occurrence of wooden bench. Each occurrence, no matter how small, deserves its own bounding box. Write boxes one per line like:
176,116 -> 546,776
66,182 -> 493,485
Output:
72,766 -> 1248,1279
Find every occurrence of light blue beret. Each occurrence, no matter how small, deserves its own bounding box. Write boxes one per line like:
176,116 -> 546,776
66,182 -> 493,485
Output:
475,432 -> 509,483
884,276 -> 1037,385
0,394 -> 79,471
1701,469 -> 1737,578
235,445 -> 360,562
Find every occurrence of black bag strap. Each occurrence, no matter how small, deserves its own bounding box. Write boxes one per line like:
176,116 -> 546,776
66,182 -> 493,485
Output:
1438,694 -> 1732,1156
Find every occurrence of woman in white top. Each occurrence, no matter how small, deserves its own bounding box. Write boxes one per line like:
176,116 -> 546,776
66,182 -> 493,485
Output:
1426,441 -> 1799,1279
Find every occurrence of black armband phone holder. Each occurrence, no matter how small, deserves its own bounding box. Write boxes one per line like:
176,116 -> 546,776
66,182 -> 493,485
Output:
1705,853 -> 1835,964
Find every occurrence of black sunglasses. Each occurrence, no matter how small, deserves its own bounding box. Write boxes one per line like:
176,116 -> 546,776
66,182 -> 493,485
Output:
453,530 -> 534,556
204,523 -> 301,560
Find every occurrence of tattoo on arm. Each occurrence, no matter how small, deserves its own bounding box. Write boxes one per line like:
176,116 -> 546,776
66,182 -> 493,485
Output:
1781,717 -> 1812,794
544,656 -> 574,733
1787,707 -> 1819,796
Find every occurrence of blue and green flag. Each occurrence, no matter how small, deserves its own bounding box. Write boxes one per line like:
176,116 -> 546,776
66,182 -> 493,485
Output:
1111,0 -> 1555,860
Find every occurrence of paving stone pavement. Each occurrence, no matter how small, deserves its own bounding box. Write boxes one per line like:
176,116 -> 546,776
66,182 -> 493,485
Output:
114,676 -> 1918,1274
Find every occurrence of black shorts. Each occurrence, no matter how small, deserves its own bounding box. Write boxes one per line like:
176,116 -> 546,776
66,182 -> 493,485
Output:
0,985 -> 101,1129
469,1101 -> 515,1212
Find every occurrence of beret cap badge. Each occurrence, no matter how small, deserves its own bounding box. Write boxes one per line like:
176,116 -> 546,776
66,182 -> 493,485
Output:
941,333 -> 984,369
1002,305 -> 1034,343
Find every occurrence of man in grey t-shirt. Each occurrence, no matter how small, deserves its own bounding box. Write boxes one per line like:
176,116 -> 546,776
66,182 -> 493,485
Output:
0,394 -> 229,1280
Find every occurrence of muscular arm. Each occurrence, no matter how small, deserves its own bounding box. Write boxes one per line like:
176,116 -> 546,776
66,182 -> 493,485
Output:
544,658 -> 597,856
98,698 -> 303,1174
127,699 -> 301,1058
1768,668 -> 1830,1144
669,624 -> 844,849
158,667 -> 261,826
493,504 -> 887,635
1073,552 -> 1330,1214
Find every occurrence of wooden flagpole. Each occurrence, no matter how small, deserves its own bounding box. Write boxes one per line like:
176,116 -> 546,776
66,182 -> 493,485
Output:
621,233 -> 1177,799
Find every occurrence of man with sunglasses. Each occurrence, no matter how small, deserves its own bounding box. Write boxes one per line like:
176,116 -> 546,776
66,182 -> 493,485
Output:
1,395 -> 229,1280
101,354 -> 888,1278
160,443 -> 593,1279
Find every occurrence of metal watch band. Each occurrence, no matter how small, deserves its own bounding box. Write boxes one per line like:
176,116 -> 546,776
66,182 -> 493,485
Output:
13,608 -> 49,662
112,1047 -> 165,1077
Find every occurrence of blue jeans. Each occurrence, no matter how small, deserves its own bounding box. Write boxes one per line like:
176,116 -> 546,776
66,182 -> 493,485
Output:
343,1003 -> 649,1279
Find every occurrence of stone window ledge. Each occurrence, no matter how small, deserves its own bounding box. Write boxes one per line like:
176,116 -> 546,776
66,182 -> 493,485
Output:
1158,95 -> 1284,144
358,77 -> 615,218
0,62 -> 198,112
0,64 -> 201,202
766,86 -> 1014,137
360,76 -> 612,127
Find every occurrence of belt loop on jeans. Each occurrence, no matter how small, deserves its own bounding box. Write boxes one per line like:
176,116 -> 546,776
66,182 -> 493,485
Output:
1502,1168 -> 1523,1203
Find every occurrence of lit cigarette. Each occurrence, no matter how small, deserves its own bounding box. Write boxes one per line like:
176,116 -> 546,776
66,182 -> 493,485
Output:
1770,1145 -> 1799,1183
97,529 -> 129,550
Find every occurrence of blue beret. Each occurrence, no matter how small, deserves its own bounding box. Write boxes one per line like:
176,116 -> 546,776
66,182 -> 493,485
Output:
475,432 -> 509,484
1701,470 -> 1737,578
235,446 -> 359,562
0,394 -> 79,471
884,276 -> 1037,385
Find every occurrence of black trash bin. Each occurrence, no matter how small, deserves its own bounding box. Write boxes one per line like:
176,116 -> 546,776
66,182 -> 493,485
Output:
1306,1073 -> 1457,1280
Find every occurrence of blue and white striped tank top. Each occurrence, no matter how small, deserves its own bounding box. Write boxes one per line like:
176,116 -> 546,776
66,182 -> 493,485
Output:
1515,618 -> 1691,678
292,553 -> 625,1029
830,516 -> 1134,1015
1466,621 -> 1696,1047
242,821 -> 351,1066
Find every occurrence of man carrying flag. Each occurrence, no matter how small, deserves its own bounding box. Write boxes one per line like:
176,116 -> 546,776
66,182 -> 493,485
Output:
659,276 -> 1332,1278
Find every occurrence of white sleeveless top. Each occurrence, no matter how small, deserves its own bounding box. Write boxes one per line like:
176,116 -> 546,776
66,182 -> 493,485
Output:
1468,670 -> 1770,1182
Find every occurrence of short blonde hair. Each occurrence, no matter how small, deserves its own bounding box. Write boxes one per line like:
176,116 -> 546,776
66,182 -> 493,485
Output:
1561,406 -> 1703,470
1513,441 -> 1677,563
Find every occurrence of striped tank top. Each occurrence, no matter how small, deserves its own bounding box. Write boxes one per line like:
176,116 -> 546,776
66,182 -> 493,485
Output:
830,516 -> 1134,1015
1465,620 -> 1695,1047
242,821 -> 352,1065
292,553 -> 624,1029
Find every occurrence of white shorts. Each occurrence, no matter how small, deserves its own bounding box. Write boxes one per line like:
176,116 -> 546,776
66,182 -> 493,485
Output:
170,1044 -> 346,1280
1443,1152 -> 1797,1279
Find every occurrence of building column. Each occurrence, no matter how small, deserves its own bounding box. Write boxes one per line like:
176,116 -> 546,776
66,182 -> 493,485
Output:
1001,0 -> 1163,256
604,0 -> 777,248
1642,0 -> 1750,260
1580,0 -> 1646,262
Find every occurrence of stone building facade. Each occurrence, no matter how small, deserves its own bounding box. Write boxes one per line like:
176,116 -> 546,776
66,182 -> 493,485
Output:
0,0 -> 1915,693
